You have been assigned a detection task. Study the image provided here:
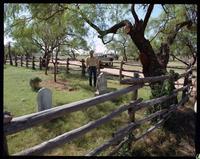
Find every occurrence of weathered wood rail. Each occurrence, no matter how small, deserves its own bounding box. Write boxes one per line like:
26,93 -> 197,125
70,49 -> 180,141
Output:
5,56 -> 196,80
3,62 -> 194,156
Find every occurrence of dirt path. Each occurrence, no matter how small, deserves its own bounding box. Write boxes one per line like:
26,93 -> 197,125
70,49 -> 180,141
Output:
44,60 -> 195,90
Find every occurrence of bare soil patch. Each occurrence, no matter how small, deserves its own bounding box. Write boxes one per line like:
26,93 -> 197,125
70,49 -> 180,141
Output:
41,79 -> 78,91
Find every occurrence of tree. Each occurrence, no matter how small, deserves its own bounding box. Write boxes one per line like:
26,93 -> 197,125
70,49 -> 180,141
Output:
5,4 -> 196,97
107,34 -> 139,61
4,4 -> 89,79
146,4 -> 197,66
106,33 -> 128,61
72,4 -> 196,115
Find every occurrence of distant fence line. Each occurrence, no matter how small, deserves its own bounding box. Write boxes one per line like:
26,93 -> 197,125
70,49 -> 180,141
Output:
3,57 -> 194,156
4,55 -> 196,87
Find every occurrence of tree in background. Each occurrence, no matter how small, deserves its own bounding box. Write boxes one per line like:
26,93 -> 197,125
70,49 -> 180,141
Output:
71,4 -> 197,115
4,4 -> 197,99
146,4 -> 197,66
4,3 -> 89,78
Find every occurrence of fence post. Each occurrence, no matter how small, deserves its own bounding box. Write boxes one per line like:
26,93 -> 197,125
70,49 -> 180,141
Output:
81,59 -> 86,77
14,55 -> 18,67
20,55 -> 23,67
119,61 -> 124,81
66,58 -> 69,74
26,55 -> 28,68
39,57 -> 42,70
128,72 -> 139,122
32,56 -> 35,70
127,72 -> 139,151
3,135 -> 8,156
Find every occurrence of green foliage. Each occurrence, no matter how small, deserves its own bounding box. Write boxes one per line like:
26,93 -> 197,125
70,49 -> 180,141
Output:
147,70 -> 179,118
4,3 -> 89,58
147,4 -> 197,59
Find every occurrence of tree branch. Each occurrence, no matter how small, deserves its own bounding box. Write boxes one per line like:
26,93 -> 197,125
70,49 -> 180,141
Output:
183,37 -> 197,65
161,4 -> 168,14
31,38 -> 45,51
102,34 -> 115,45
170,53 -> 189,66
167,20 -> 192,45
143,4 -> 154,31
131,4 -> 139,22
150,18 -> 169,42
75,5 -> 132,43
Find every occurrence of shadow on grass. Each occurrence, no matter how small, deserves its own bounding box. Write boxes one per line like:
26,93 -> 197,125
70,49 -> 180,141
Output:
163,107 -> 195,144
131,106 -> 195,156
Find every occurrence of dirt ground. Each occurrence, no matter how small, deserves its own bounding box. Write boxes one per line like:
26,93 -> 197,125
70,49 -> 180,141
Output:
41,79 -> 78,91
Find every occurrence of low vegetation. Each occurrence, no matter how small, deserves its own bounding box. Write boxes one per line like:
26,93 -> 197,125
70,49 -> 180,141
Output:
4,65 -> 151,155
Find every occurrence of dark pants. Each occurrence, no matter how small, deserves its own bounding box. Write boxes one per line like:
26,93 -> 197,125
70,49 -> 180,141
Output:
88,66 -> 97,87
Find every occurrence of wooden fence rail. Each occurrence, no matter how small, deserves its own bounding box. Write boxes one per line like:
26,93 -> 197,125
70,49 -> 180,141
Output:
14,85 -> 188,156
4,85 -> 143,135
5,56 -> 196,81
3,56 -> 194,156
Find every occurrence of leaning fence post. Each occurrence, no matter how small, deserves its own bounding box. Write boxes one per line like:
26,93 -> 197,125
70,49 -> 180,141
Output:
119,61 -> 124,82
66,58 -> 69,74
39,57 -> 42,70
127,72 -> 139,151
3,135 -> 8,156
26,55 -> 28,68
128,72 -> 139,122
32,56 -> 35,70
81,59 -> 86,77
14,55 -> 18,67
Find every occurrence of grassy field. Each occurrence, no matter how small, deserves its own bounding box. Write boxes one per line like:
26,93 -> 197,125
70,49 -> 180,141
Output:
4,55 -> 196,156
4,65 -> 152,156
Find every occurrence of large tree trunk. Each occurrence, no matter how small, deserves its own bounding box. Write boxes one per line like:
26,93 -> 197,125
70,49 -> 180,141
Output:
42,50 -> 51,75
128,24 -> 177,118
129,31 -> 165,77
79,4 -> 192,118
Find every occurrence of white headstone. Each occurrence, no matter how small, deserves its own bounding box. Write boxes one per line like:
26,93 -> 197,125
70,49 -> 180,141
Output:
95,72 -> 108,95
37,87 -> 52,111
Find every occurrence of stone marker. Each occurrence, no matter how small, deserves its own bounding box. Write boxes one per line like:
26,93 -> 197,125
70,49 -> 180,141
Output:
95,72 -> 109,96
37,87 -> 52,111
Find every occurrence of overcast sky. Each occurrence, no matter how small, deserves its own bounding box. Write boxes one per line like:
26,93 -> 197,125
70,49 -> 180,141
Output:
4,4 -> 163,53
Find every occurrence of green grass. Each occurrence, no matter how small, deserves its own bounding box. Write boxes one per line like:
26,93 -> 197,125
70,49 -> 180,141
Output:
4,65 -> 151,155
4,64 -> 187,156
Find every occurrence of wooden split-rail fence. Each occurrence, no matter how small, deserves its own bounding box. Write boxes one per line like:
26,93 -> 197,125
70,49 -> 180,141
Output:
4,55 -> 196,83
3,59 -> 195,156
4,55 -> 88,77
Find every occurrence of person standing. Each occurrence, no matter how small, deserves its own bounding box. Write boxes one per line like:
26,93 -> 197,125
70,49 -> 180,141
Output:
29,77 -> 52,111
85,50 -> 99,87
